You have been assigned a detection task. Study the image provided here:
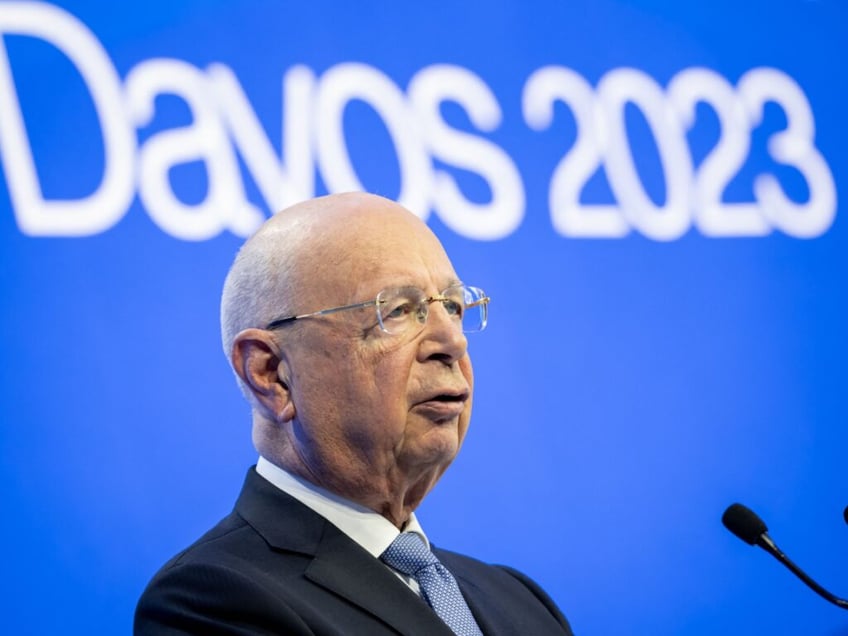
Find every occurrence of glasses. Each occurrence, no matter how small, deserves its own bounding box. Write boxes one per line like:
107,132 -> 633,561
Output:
265,283 -> 490,337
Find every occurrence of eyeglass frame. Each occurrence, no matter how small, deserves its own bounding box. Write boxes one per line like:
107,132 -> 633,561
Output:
264,283 -> 490,334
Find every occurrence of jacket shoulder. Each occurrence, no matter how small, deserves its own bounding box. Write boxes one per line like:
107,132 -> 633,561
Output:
134,512 -> 314,635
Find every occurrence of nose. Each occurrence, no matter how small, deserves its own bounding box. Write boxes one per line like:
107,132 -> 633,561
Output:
416,300 -> 468,364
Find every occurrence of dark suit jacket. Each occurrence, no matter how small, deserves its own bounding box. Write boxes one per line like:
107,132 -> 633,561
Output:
135,467 -> 573,635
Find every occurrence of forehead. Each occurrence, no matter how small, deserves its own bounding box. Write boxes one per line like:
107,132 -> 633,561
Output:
298,205 -> 459,301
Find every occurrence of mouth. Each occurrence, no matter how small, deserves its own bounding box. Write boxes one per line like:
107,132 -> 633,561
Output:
429,391 -> 468,403
412,390 -> 469,421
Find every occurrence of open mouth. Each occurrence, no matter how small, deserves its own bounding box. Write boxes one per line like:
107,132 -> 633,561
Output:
430,393 -> 466,402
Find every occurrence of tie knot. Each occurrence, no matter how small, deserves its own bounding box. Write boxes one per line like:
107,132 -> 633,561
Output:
381,532 -> 439,576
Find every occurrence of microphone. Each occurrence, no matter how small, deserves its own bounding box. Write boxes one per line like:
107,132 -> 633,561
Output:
844,505 -> 848,526
722,503 -> 848,610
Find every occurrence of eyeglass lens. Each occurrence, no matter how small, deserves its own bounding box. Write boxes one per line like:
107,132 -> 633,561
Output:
376,285 -> 487,335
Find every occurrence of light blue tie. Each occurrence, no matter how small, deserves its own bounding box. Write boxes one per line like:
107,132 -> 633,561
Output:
381,532 -> 484,636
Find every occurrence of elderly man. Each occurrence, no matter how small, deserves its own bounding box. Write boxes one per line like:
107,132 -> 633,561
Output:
135,193 -> 573,635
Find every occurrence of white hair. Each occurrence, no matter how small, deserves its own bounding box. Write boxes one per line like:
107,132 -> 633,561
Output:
219,225 -> 296,397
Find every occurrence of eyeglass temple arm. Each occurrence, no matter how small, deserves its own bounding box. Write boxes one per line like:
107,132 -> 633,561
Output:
466,296 -> 490,308
266,298 -> 380,330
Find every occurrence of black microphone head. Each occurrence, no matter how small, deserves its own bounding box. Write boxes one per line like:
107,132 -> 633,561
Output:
844,505 -> 848,526
722,503 -> 768,545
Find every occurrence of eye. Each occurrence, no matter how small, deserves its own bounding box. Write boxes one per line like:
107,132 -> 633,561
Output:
382,298 -> 416,322
442,299 -> 463,318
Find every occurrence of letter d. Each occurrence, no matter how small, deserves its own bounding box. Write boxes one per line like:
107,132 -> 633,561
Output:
0,3 -> 134,236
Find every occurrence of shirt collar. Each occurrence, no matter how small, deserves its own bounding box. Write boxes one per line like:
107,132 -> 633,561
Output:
255,456 -> 430,558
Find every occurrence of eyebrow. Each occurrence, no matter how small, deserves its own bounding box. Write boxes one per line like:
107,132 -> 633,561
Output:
375,279 -> 464,293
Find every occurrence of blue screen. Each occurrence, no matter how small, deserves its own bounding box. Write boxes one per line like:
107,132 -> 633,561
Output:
2,1 -> 847,633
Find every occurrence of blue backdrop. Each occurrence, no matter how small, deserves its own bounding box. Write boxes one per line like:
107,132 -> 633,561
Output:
1,1 -> 846,634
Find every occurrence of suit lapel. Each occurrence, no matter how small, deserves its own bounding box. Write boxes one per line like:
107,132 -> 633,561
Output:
453,576 -> 503,636
436,548 -> 515,636
235,468 -> 455,636
306,527 -> 455,636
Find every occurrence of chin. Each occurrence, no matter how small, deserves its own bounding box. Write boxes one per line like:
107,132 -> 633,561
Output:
416,432 -> 461,469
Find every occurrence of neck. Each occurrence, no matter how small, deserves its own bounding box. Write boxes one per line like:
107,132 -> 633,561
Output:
259,424 -> 450,528
273,452 -> 443,529
306,465 -> 437,529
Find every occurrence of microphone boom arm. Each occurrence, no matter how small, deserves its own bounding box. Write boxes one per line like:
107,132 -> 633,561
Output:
723,502 -> 848,611
756,533 -> 848,610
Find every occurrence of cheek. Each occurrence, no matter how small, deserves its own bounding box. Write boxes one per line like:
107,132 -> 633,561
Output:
368,349 -> 416,414
458,356 -> 474,439
460,355 -> 474,391
361,328 -> 409,371
289,338 -> 358,420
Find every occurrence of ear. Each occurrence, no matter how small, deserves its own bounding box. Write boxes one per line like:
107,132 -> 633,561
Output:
231,328 -> 295,423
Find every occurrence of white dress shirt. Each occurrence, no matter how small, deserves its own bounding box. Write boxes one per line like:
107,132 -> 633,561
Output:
256,456 -> 428,594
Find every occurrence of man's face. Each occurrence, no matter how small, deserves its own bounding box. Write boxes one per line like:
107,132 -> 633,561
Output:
278,210 -> 474,507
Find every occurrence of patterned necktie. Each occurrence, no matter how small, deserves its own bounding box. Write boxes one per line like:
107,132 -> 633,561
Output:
381,532 -> 484,636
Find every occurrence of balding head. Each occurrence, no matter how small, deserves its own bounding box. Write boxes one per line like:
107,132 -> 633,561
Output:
220,192 -> 440,365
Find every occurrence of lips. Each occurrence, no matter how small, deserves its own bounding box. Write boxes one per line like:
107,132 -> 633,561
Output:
412,389 -> 470,421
